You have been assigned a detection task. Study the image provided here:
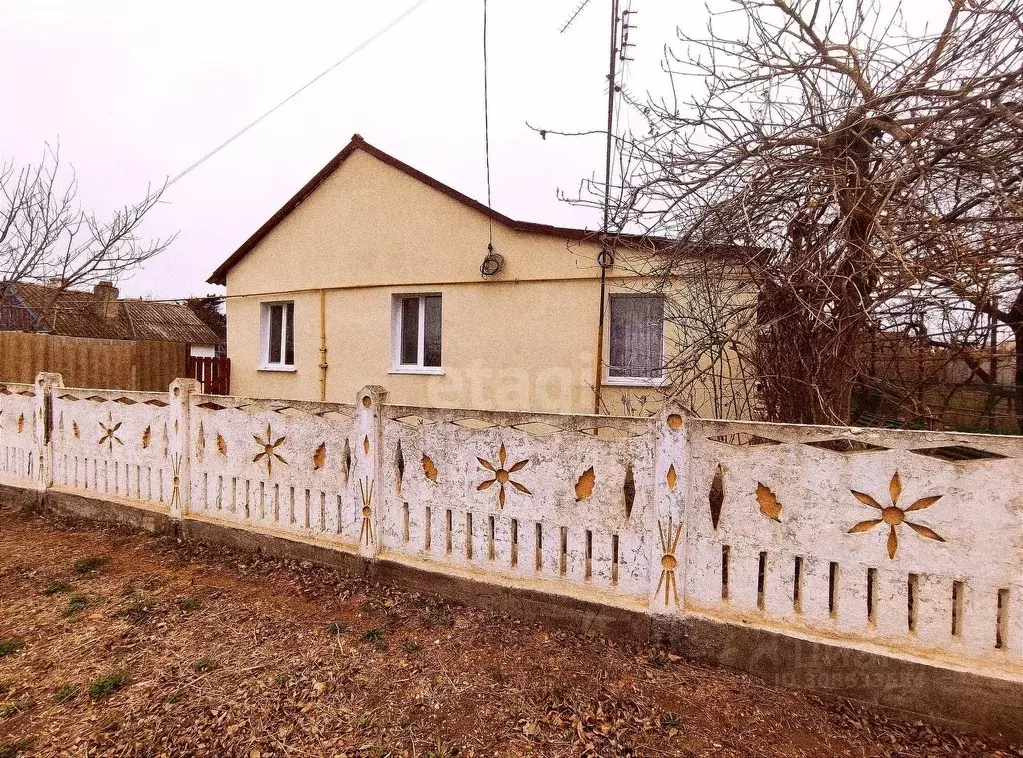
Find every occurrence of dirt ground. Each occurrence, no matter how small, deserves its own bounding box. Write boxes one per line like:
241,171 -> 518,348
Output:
0,504 -> 1019,758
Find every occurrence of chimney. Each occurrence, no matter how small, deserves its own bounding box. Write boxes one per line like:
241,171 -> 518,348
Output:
93,281 -> 120,322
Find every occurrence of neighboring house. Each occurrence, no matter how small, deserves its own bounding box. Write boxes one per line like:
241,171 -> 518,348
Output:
208,134 -> 747,415
0,281 -> 221,358
185,296 -> 228,358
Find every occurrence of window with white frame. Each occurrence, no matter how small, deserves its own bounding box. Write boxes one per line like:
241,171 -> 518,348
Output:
608,294 -> 664,381
393,294 -> 442,370
260,301 -> 295,369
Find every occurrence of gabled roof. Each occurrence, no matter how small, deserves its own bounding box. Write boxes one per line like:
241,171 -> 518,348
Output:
207,134 -> 668,286
1,282 -> 220,346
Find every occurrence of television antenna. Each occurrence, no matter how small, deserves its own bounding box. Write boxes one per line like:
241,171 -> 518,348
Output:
560,0 -> 638,412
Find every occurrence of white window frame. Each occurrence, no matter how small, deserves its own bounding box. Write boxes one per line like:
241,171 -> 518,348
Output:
390,293 -> 444,375
604,293 -> 669,387
259,300 -> 296,371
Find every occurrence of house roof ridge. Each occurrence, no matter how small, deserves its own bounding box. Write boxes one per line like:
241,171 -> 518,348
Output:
206,134 -> 674,286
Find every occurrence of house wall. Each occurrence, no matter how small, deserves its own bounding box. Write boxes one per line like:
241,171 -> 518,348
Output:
188,344 -> 216,359
224,148 -> 747,416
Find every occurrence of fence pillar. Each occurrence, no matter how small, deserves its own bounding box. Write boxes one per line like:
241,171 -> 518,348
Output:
355,385 -> 387,558
33,372 -> 63,492
168,378 -> 201,520
650,408 -> 689,614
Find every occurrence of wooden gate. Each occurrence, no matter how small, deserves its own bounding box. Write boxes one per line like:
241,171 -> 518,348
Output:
187,356 -> 231,395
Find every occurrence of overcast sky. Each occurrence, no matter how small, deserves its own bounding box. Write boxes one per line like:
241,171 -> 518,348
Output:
1,0 -> 945,299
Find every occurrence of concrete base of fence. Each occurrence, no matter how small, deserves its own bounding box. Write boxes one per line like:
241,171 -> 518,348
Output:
5,485 -> 1022,744
656,615 -> 1023,742
41,487 -> 176,536
179,515 -> 367,578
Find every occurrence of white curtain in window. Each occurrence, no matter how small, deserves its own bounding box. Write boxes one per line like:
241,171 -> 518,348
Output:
609,295 -> 664,378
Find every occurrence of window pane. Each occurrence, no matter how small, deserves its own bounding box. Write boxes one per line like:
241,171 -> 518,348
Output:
268,304 -> 283,364
400,297 -> 420,364
644,296 -> 664,377
609,295 -> 663,378
284,302 -> 295,366
423,295 -> 442,367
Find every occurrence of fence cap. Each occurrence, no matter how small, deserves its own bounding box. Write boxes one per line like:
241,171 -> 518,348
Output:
357,385 -> 388,409
35,373 -> 64,389
169,378 -> 202,397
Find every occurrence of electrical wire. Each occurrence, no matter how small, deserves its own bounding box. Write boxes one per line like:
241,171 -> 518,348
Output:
51,0 -> 437,271
166,0 -> 435,191
482,0 -> 494,250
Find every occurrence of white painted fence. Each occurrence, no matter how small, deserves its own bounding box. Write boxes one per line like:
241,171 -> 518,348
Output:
1,375 -> 1020,676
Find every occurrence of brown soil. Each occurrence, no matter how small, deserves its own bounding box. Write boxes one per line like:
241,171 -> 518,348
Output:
0,503 -> 1018,757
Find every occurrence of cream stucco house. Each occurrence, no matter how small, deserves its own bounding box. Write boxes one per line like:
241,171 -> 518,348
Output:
208,135 -> 748,416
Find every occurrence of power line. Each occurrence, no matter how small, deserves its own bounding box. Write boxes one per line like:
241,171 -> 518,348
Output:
165,0 -> 434,190
52,0 -> 436,271
482,0 -> 494,250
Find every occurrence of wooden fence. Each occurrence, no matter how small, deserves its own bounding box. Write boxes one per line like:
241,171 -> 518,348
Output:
0,331 -> 186,391
186,355 -> 231,395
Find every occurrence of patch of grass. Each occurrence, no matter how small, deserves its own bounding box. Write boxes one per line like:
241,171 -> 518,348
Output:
73,556 -> 108,575
325,620 -> 347,635
193,658 -> 218,673
356,714 -> 375,730
273,673 -> 289,687
114,598 -> 155,622
0,738 -> 33,758
661,712 -> 685,730
63,594 -> 88,616
0,639 -> 23,658
360,628 -> 385,644
40,579 -> 71,596
53,685 -> 77,704
177,596 -> 201,612
425,740 -> 455,758
0,702 -> 23,718
88,670 -> 128,701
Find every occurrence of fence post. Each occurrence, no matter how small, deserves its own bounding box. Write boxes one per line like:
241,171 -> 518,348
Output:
168,378 -> 201,520
650,408 -> 689,614
33,372 -> 63,494
355,385 -> 387,559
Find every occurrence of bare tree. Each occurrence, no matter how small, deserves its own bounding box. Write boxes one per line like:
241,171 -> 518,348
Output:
559,0 -> 1023,429
0,144 -> 175,326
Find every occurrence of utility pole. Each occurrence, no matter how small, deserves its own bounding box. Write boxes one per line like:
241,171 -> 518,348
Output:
593,0 -> 621,414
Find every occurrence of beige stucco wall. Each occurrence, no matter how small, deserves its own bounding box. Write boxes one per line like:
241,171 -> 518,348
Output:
224,147 -> 750,416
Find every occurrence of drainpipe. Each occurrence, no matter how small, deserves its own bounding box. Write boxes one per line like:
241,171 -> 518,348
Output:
319,289 -> 328,401
593,270 -> 609,414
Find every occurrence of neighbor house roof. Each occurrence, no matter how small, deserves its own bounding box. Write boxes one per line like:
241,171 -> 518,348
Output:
207,134 -> 674,286
1,282 -> 220,346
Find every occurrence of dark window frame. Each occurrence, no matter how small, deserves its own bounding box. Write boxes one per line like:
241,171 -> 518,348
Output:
608,293 -> 665,380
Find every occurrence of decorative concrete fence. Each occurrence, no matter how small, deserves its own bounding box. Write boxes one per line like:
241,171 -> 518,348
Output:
1,374 -> 1021,733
